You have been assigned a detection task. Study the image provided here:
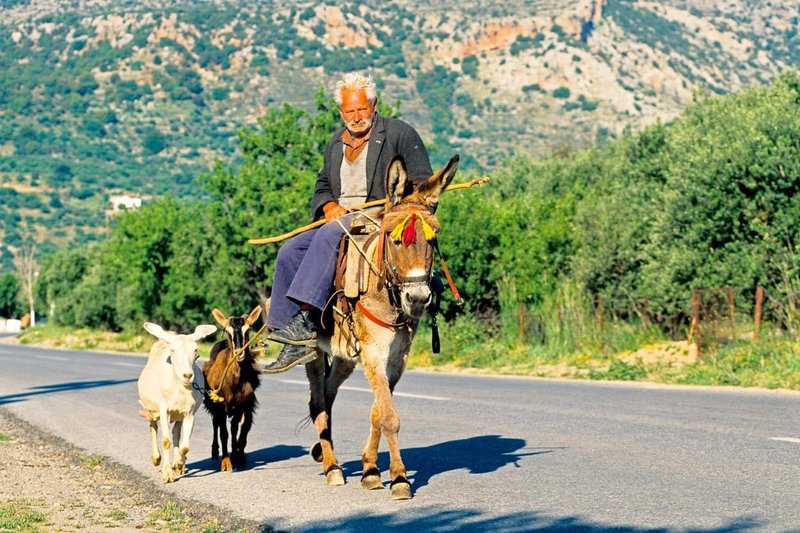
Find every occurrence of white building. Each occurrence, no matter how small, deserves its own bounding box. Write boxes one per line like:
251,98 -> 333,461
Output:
107,194 -> 142,216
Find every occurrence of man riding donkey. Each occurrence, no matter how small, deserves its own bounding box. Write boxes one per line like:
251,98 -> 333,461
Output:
262,73 -> 433,372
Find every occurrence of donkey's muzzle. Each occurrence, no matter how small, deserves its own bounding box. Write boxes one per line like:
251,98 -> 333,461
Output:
402,283 -> 432,317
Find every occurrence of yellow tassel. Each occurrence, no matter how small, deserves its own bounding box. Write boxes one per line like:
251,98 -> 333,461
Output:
420,216 -> 436,241
390,214 -> 411,241
209,390 -> 224,403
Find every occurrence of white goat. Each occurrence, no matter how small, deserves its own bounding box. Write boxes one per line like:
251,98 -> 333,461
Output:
137,322 -> 216,483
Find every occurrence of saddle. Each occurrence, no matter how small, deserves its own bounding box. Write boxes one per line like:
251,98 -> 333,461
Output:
333,215 -> 381,305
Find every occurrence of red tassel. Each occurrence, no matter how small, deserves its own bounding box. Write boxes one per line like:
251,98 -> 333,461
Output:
402,213 -> 417,245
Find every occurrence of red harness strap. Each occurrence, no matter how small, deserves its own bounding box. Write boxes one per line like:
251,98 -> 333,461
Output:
356,301 -> 411,330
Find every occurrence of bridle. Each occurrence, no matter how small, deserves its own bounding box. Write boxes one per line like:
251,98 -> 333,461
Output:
358,203 -> 437,329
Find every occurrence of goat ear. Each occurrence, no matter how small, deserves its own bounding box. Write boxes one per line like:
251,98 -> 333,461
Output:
211,308 -> 227,327
416,154 -> 459,208
385,156 -> 409,209
246,305 -> 262,325
143,322 -> 171,341
192,324 -> 217,341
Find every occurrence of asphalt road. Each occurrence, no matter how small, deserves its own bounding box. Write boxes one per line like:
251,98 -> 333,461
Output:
1,341 -> 799,532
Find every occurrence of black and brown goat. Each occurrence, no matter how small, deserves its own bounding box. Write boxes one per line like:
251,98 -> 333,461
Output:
202,306 -> 262,471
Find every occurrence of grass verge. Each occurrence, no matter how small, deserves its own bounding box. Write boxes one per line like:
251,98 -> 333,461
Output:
15,322 -> 800,390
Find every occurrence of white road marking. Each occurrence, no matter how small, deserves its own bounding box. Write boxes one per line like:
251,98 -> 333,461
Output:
279,379 -> 448,401
111,362 -> 142,368
36,355 -> 69,362
769,437 -> 800,444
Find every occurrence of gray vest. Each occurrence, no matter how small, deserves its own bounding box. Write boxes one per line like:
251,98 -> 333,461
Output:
338,144 -> 369,208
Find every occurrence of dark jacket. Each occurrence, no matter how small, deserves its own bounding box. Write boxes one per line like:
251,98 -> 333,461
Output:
310,114 -> 432,220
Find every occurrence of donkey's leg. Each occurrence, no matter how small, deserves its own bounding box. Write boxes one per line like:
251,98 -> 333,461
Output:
363,362 -> 411,499
360,399 -> 384,491
148,419 -> 161,466
217,411 -> 232,472
305,354 -> 339,484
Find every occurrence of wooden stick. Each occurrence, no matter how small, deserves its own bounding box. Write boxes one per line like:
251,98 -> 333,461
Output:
248,177 -> 490,245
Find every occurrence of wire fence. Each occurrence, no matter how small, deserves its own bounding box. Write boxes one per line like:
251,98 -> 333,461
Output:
513,286 -> 800,357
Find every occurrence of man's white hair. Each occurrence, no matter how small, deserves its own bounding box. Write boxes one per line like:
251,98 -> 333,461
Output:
334,73 -> 378,107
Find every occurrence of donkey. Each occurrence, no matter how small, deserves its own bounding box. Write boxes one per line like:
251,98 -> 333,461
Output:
202,306 -> 262,471
305,155 -> 459,499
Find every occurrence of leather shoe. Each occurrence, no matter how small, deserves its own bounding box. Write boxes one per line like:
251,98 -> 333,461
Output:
262,344 -> 318,374
268,310 -> 317,346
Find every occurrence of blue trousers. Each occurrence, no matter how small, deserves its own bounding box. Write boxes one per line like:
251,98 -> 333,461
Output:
267,215 -> 353,329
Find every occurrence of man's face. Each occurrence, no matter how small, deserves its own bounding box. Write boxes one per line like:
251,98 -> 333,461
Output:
339,88 -> 375,135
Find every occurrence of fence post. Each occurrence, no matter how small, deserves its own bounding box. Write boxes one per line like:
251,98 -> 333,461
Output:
597,295 -> 604,351
754,286 -> 764,341
691,290 -> 702,359
556,303 -> 562,335
727,286 -> 736,341
518,302 -> 524,345
641,298 -> 650,328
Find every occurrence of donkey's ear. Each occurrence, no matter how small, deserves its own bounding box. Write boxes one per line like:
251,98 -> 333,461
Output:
211,308 -> 228,328
246,305 -> 262,325
385,156 -> 409,209
415,154 -> 459,208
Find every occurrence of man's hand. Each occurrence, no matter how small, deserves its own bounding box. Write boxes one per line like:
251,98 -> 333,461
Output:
322,202 -> 348,222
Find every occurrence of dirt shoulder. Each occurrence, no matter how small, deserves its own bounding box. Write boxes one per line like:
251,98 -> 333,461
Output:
0,407 -> 267,533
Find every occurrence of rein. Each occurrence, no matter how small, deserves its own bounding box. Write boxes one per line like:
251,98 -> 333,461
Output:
195,323 -> 267,403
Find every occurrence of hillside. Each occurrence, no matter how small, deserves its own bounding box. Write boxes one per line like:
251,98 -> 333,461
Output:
0,0 -> 798,262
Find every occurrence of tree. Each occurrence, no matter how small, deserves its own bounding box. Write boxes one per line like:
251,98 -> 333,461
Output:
0,272 -> 20,318
13,240 -> 38,326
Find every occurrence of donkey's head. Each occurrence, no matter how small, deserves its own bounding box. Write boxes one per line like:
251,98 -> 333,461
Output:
144,322 -> 217,388
212,306 -> 262,362
380,155 -> 459,318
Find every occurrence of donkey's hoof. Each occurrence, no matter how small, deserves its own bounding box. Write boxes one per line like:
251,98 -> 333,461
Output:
390,478 -> 412,500
325,466 -> 345,486
310,442 -> 323,463
361,475 -> 384,491
220,457 -> 233,472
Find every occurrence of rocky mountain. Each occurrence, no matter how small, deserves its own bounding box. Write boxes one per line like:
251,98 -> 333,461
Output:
0,0 -> 798,255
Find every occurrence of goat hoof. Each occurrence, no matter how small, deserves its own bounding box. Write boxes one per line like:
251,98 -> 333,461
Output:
361,475 -> 384,491
162,469 -> 175,483
151,455 -> 161,467
211,450 -> 219,461
310,442 -> 323,463
390,478 -> 412,500
220,457 -> 232,472
233,452 -> 247,469
325,465 -> 345,486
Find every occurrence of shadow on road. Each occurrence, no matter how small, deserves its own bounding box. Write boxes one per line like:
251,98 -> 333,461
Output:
339,434 -> 552,490
282,507 -> 762,533
0,379 -> 137,405
184,444 -> 308,477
